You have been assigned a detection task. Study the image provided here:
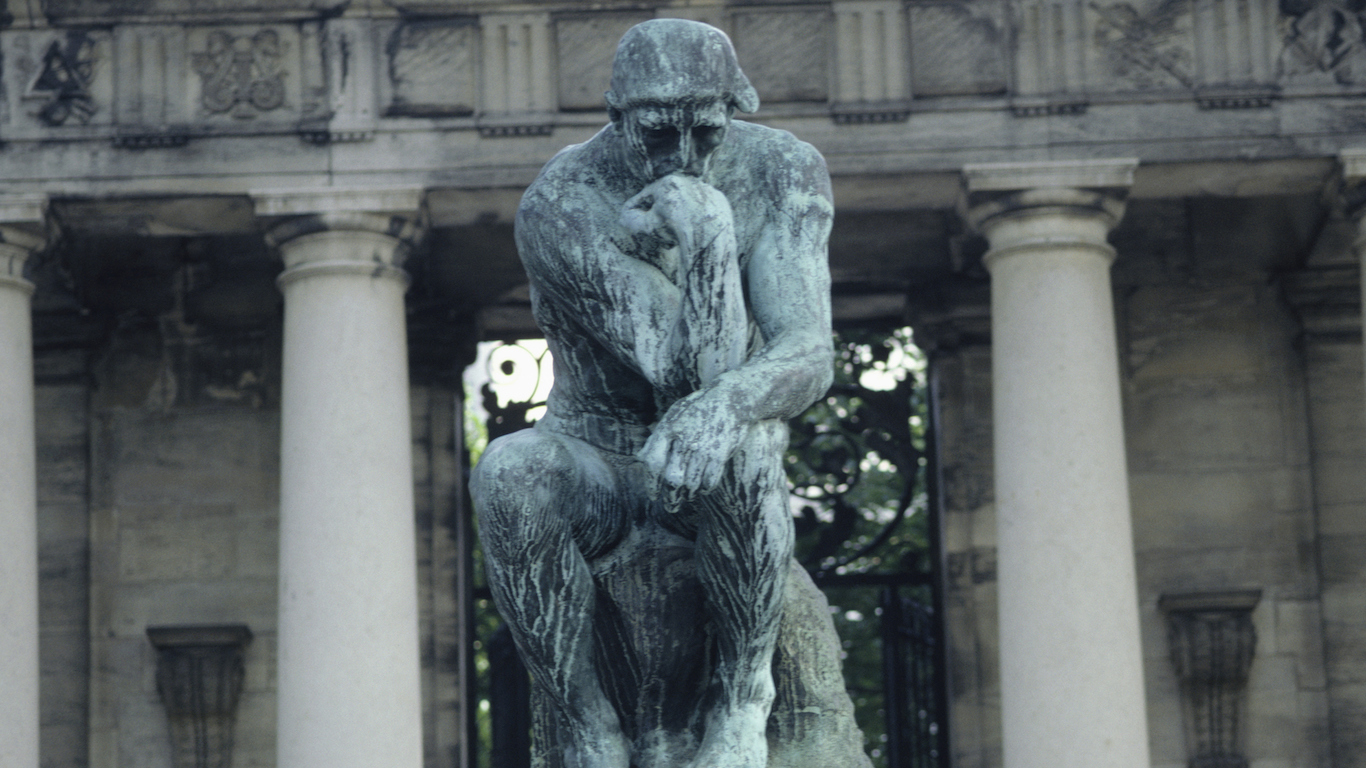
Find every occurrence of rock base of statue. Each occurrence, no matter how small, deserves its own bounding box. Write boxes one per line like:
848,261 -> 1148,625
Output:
528,522 -> 874,768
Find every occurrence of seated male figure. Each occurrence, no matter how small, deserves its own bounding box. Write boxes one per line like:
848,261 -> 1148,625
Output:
471,19 -> 835,768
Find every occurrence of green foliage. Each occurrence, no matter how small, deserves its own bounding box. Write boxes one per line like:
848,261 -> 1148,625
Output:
788,327 -> 929,576
786,327 -> 931,767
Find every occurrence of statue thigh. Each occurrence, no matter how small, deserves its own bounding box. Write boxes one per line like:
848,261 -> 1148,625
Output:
471,425 -> 637,566
475,424 -> 873,768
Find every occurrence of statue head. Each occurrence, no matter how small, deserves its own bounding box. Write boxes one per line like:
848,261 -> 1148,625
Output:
606,19 -> 759,181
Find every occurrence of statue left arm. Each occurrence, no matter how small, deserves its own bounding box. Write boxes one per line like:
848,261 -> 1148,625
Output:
639,141 -> 835,496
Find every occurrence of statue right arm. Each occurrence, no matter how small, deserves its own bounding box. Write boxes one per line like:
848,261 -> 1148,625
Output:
516,173 -> 690,392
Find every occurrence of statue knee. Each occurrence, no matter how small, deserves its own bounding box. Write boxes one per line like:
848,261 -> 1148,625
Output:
471,429 -> 576,544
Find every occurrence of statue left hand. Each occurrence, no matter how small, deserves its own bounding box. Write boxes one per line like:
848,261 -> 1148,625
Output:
639,387 -> 747,502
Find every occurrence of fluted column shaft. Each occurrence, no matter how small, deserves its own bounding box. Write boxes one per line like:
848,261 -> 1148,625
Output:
1341,150 -> 1366,421
0,212 -> 45,768
258,191 -> 424,768
963,160 -> 1150,768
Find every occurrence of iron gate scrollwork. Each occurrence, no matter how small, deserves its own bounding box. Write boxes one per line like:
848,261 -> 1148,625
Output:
467,328 -> 948,768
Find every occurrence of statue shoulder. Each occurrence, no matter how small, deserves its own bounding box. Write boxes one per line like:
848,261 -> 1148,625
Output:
515,131 -> 622,283
723,121 -> 832,202
520,131 -> 619,221
728,122 -> 828,171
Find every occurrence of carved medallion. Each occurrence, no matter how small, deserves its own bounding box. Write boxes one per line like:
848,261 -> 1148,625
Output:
1092,0 -> 1194,89
192,30 -> 286,118
1280,0 -> 1366,83
29,33 -> 97,126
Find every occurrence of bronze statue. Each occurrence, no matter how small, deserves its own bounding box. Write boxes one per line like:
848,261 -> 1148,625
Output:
472,19 -> 869,768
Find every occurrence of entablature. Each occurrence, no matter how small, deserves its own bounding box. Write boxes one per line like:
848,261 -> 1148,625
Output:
1,1 -> 1365,189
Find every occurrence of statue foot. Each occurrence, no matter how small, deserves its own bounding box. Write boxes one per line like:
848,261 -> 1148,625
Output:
685,705 -> 769,768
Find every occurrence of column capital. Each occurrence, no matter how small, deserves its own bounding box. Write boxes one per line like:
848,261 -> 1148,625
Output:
251,187 -> 425,287
1336,148 -> 1366,218
963,157 -> 1138,193
961,158 -> 1137,233
1339,147 -> 1366,183
0,194 -> 50,295
961,159 -> 1137,269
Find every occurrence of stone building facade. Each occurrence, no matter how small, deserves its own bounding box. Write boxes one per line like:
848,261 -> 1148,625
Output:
0,1 -> 1363,768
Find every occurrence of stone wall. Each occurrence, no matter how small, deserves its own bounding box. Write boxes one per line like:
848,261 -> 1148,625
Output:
39,308 -> 469,768
1118,196 -> 1330,768
36,348 -> 91,768
411,383 -> 469,768
932,341 -> 999,768
1293,214 -> 1366,768
85,324 -> 282,768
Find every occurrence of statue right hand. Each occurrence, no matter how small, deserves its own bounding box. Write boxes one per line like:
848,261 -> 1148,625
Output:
620,174 -> 733,255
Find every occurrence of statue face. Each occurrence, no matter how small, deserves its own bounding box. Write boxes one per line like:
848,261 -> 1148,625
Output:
618,99 -> 732,181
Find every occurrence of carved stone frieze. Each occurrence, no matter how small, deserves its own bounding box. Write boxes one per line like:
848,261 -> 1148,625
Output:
733,9 -> 831,103
555,13 -> 650,112
1092,0 -> 1194,89
309,18 -> 377,143
29,33 -> 97,126
1192,0 -> 1276,90
1160,590 -> 1261,768
111,25 -> 190,142
1011,0 -> 1281,110
1279,0 -> 1366,84
909,1 -> 1008,98
192,29 -> 286,118
1090,0 -> 1278,107
7,29 -> 113,132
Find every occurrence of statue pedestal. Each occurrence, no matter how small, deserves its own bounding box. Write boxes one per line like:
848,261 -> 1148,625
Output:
530,522 -> 872,768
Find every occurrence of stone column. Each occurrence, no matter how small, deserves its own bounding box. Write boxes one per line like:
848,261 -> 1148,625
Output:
254,189 -> 425,768
962,160 -> 1150,768
0,196 -> 47,768
1316,150 -> 1366,768
1340,149 -> 1366,420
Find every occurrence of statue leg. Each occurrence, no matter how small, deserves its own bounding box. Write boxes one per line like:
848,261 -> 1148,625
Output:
688,420 -> 794,768
470,428 -> 631,768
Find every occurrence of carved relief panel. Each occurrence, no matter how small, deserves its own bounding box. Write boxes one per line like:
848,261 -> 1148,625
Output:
732,7 -> 831,104
555,13 -> 652,112
385,18 -> 479,118
1278,0 -> 1366,85
185,26 -> 302,128
908,1 -> 1008,98
1012,0 -> 1281,112
1,29 -> 114,137
1090,0 -> 1195,91
97,24 -> 314,145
